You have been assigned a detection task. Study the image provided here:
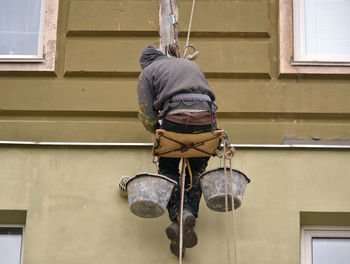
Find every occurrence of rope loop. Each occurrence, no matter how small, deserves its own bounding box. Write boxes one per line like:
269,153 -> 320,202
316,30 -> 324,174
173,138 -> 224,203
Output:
223,132 -> 236,159
183,45 -> 200,60
118,175 -> 130,193
152,155 -> 159,164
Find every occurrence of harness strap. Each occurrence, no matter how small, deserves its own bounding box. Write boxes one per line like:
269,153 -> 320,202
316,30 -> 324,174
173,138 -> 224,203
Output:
154,131 -> 222,157
185,158 -> 193,191
170,93 -> 211,102
160,93 -> 218,132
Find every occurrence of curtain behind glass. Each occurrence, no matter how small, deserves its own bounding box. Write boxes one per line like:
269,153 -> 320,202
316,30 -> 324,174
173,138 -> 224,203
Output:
305,0 -> 350,54
312,238 -> 350,264
0,0 -> 42,56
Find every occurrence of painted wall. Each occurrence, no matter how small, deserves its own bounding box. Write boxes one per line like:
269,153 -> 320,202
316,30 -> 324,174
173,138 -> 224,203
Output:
1,146 -> 350,264
0,1 -> 349,264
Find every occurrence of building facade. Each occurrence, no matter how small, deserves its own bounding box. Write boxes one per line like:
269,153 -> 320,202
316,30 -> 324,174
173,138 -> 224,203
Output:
0,0 -> 349,263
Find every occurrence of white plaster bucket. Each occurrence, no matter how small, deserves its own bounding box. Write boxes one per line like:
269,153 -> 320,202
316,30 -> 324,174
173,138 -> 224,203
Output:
199,167 -> 250,212
126,173 -> 177,218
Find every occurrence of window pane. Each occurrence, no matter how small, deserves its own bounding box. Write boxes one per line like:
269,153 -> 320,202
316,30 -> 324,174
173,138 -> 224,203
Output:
0,0 -> 42,56
305,0 -> 350,54
312,238 -> 350,264
0,228 -> 23,264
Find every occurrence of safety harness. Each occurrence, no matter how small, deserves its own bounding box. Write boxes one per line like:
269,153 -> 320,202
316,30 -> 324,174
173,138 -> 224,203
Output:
160,93 -> 218,132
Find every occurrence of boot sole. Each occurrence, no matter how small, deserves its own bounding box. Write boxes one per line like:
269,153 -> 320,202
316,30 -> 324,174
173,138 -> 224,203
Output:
166,212 -> 198,248
183,213 -> 197,248
166,222 -> 197,248
166,225 -> 178,241
170,240 -> 185,257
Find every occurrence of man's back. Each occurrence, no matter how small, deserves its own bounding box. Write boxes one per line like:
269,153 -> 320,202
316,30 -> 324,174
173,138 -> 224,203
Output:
140,57 -> 215,111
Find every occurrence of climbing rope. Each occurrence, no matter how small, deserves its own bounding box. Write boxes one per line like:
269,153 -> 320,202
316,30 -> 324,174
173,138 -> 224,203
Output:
178,157 -> 186,263
183,0 -> 196,58
223,135 -> 237,264
186,0 -> 195,47
229,158 -> 238,264
223,143 -> 231,263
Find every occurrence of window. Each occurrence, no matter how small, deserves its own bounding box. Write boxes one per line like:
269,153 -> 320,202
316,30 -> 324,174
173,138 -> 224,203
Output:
279,0 -> 350,74
293,0 -> 350,64
0,226 -> 24,264
301,226 -> 350,264
0,0 -> 46,61
0,0 -> 58,72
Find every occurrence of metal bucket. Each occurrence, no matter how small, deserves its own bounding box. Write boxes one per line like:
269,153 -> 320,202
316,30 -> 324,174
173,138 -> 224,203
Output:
199,167 -> 250,212
126,173 -> 177,218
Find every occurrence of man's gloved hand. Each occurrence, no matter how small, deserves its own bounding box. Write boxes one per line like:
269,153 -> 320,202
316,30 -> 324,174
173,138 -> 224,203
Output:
154,121 -> 160,132
143,119 -> 160,134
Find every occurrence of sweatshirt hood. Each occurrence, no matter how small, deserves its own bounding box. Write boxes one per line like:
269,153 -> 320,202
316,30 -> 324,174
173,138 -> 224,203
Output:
139,45 -> 166,70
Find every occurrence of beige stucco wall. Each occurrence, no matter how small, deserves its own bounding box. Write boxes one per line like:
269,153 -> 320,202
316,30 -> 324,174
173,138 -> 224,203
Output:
0,0 -> 349,144
1,146 -> 350,264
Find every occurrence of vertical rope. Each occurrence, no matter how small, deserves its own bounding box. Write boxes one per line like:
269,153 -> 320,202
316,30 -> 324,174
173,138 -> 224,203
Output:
185,0 -> 196,47
224,134 -> 238,264
179,157 -> 186,263
230,159 -> 238,264
183,0 -> 196,58
224,144 -> 231,264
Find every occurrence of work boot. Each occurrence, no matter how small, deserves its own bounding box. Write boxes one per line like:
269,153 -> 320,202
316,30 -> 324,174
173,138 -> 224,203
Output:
166,211 -> 198,248
176,210 -> 198,248
167,224 -> 185,257
166,221 -> 179,242
166,217 -> 198,248
170,240 -> 185,257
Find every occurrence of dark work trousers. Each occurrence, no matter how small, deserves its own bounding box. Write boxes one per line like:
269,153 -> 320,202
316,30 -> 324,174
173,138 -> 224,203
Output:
158,119 -> 215,222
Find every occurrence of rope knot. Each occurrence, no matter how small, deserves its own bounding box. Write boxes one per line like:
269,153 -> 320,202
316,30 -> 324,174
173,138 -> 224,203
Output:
166,43 -> 180,58
224,146 -> 236,159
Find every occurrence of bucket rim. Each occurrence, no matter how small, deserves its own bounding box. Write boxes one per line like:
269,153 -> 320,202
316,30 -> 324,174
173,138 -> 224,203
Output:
199,167 -> 251,183
126,172 -> 178,189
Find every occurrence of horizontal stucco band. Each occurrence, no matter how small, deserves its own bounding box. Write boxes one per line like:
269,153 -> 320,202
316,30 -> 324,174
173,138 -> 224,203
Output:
0,141 -> 349,149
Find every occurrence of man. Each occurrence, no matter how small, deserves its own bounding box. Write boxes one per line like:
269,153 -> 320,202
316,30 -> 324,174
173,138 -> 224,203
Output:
137,45 -> 217,256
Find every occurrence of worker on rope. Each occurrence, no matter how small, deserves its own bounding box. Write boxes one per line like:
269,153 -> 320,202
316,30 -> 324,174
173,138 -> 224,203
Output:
137,45 -> 218,257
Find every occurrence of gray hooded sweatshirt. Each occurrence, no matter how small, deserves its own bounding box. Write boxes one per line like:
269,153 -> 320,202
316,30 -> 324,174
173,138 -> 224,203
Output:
137,45 -> 215,133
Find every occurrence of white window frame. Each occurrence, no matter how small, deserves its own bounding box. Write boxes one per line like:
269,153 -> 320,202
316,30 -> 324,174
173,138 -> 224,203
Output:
0,0 -> 47,62
279,0 -> 350,74
301,226 -> 350,264
0,225 -> 25,264
293,0 -> 350,65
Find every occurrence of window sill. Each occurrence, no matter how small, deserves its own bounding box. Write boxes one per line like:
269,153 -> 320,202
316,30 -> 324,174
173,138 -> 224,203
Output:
0,59 -> 45,63
290,61 -> 350,67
